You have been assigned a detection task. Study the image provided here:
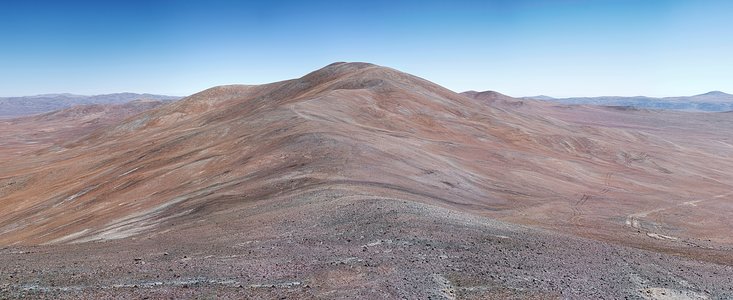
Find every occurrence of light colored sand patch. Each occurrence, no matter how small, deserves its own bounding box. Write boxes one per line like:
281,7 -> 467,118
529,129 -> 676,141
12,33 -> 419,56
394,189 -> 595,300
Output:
641,287 -> 709,300
118,167 -> 140,177
432,274 -> 456,300
249,281 -> 302,289
633,272 -> 708,300
0,223 -> 28,235
682,201 -> 698,206
44,229 -> 90,245
713,191 -> 733,198
362,239 -> 392,247
646,232 -> 679,241
71,208 -> 193,243
57,184 -> 100,206
70,181 -> 244,243
626,191 -> 733,233
716,140 -> 733,149
234,240 -> 260,247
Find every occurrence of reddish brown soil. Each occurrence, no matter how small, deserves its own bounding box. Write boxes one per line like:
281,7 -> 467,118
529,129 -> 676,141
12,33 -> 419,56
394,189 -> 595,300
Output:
0,100 -> 166,160
0,63 -> 731,298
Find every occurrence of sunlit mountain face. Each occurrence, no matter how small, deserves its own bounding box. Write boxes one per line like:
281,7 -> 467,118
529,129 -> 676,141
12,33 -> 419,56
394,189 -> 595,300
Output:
1,62 -> 732,298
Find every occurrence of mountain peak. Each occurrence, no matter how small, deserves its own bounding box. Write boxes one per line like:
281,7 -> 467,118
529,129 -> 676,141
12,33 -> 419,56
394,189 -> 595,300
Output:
698,91 -> 730,97
297,62 -> 386,87
527,95 -> 556,100
461,90 -> 516,103
323,61 -> 378,69
293,62 -> 462,103
304,62 -> 380,78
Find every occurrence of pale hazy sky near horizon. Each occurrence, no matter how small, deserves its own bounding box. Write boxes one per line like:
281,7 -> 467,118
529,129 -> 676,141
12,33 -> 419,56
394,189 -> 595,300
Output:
1,0 -> 731,98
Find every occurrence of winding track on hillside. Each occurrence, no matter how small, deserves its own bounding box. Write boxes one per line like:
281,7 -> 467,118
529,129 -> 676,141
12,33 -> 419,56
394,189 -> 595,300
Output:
625,191 -> 733,242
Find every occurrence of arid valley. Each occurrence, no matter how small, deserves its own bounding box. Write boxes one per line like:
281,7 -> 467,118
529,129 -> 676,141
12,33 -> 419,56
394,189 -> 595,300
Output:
0,62 -> 731,299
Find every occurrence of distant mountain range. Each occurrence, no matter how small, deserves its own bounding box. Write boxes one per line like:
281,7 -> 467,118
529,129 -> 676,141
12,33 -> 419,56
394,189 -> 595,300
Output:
522,91 -> 733,112
0,93 -> 180,118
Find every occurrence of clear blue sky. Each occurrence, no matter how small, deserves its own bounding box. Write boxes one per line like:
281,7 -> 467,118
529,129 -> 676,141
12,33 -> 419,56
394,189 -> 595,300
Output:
1,0 -> 731,97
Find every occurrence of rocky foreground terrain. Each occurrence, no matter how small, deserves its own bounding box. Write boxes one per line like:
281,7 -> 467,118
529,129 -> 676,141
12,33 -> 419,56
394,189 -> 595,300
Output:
0,63 -> 731,299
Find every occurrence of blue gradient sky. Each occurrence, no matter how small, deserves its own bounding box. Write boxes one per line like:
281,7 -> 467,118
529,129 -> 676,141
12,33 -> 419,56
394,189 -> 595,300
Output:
1,0 -> 731,97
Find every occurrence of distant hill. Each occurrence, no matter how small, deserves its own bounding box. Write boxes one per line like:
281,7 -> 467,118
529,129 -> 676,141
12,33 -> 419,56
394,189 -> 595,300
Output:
1,100 -> 168,157
0,93 -> 180,118
522,91 -> 733,112
461,90 -> 517,103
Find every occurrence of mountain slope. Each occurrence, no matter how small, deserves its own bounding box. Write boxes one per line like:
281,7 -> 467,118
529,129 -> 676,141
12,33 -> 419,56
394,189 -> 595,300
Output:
3,63 -> 733,252
0,62 -> 499,244
1,63 -> 732,298
0,100 -> 167,160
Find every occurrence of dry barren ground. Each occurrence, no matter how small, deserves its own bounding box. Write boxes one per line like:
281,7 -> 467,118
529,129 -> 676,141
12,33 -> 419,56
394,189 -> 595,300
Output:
2,186 -> 731,299
0,63 -> 731,298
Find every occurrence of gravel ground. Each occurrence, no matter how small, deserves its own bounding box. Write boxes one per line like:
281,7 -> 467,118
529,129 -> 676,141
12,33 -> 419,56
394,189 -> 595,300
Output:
1,186 -> 731,299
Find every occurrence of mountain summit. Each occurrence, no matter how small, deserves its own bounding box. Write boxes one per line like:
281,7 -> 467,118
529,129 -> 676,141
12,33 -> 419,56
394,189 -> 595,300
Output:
698,90 -> 730,96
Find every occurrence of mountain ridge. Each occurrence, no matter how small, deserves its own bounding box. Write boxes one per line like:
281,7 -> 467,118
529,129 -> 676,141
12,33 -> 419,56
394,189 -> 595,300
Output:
0,92 -> 180,118
519,90 -> 733,111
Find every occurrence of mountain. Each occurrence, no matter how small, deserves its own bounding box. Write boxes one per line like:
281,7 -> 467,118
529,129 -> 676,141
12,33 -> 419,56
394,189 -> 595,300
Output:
460,90 -> 519,103
0,93 -> 180,118
522,91 -> 733,111
524,95 -> 555,101
0,100 -> 168,159
1,63 -> 732,298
